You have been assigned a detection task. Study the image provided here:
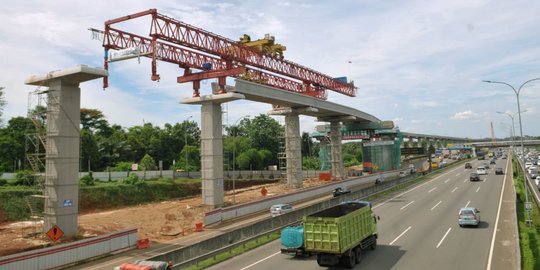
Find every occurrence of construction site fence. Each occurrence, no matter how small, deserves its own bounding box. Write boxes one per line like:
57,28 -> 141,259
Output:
0,170 -> 325,181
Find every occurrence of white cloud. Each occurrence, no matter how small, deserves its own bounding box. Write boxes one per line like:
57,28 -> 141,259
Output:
451,110 -> 478,121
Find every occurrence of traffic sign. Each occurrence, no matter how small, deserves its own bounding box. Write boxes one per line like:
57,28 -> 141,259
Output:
47,225 -> 64,241
525,202 -> 532,211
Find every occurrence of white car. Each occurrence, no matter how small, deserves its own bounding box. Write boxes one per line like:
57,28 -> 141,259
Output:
270,203 -> 293,217
535,176 -> 540,187
525,162 -> 533,169
477,167 -> 487,175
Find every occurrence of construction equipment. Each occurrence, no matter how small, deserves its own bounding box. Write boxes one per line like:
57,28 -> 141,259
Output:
239,34 -> 286,59
93,9 -> 356,100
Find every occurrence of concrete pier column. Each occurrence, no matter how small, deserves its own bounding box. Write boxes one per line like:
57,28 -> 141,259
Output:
25,65 -> 107,237
182,92 -> 245,207
330,121 -> 344,180
200,102 -> 225,206
284,113 -> 302,188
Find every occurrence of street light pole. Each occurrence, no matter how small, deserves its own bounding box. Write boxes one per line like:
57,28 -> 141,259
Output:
185,115 -> 193,178
496,110 -> 526,150
232,115 -> 250,205
484,77 -> 540,226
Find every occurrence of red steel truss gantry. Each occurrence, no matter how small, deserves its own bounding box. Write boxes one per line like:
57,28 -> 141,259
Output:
101,9 -> 356,100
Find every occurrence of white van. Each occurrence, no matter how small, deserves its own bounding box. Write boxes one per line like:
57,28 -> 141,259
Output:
477,167 -> 487,175
526,162 -> 533,169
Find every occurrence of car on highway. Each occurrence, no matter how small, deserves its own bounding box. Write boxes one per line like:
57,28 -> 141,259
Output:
483,163 -> 490,169
399,171 -> 406,177
502,155 -> 507,159
495,168 -> 504,175
458,207 -> 481,227
490,159 -> 496,165
470,172 -> 480,181
535,176 -> 540,187
332,187 -> 351,197
525,162 -> 533,169
476,167 -> 487,175
465,163 -> 472,169
270,203 -> 293,217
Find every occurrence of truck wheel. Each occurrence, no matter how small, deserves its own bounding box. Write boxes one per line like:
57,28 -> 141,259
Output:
316,254 -> 324,266
370,237 -> 377,250
355,247 -> 363,263
341,252 -> 356,268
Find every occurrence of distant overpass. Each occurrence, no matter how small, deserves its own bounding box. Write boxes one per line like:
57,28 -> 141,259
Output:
401,132 -> 467,142
470,140 -> 540,148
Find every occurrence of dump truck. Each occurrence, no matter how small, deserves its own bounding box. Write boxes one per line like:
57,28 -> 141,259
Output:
280,225 -> 310,256
304,201 -> 378,268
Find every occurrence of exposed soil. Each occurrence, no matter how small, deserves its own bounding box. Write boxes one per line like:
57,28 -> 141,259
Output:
0,178 -> 330,257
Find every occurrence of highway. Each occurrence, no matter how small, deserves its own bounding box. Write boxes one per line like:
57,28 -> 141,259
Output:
207,158 -> 510,270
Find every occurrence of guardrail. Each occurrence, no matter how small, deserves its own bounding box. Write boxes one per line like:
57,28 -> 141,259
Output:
0,228 -> 137,270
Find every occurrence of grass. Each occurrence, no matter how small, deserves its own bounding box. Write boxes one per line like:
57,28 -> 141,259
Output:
183,231 -> 281,270
513,159 -> 540,270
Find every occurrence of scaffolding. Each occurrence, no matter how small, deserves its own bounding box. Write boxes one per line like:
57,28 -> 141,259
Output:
278,128 -> 287,182
23,89 -> 52,233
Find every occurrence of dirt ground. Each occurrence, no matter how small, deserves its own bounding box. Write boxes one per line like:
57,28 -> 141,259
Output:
0,178 -> 330,257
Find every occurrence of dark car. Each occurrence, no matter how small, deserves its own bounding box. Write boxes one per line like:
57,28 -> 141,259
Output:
470,172 -> 480,181
495,168 -> 504,175
333,187 -> 351,197
490,159 -> 496,165
465,163 -> 472,169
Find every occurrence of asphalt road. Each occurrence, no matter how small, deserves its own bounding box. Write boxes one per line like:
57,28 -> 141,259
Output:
207,158 -> 510,270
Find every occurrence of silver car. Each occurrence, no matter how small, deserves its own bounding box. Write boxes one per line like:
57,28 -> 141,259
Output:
270,203 -> 293,217
458,207 -> 480,227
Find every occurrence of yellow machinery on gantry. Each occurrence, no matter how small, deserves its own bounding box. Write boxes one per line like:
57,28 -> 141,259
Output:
239,34 -> 287,59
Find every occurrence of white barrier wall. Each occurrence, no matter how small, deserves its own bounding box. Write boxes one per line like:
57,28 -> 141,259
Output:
204,171 -> 398,225
0,228 -> 137,270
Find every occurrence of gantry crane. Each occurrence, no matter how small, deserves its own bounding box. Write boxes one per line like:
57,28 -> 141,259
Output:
94,9 -> 356,100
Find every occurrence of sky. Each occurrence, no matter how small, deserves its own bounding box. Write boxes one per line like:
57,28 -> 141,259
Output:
1,0 -> 539,139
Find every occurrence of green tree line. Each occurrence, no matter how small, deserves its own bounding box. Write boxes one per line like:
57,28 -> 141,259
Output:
0,108 -> 354,173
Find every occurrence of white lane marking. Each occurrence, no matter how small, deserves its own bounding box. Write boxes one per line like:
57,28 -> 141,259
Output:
476,186 -> 481,193
400,201 -> 415,210
436,227 -> 452,248
428,187 -> 437,193
374,165 -> 463,209
240,251 -> 281,270
465,200 -> 471,208
451,187 -> 458,193
463,178 -> 468,183
431,201 -> 442,211
456,173 -> 461,177
444,178 -> 450,183
389,226 -> 412,245
487,157 -> 510,270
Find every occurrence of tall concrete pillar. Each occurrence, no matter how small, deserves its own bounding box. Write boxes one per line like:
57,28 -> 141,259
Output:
25,65 -> 107,237
330,121 -> 344,180
182,92 -> 245,207
284,113 -> 302,188
200,102 -> 224,206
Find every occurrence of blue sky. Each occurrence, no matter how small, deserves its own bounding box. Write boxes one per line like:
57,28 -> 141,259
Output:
1,0 -> 539,139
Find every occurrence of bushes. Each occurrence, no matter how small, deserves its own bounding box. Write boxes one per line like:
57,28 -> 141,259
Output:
14,170 -> 35,186
80,173 -> 95,186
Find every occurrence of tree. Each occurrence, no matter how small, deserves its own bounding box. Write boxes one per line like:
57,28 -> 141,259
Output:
242,114 -> 283,166
80,108 -> 110,134
236,148 -> 261,170
301,132 -> 314,157
0,117 -> 35,171
80,129 -> 99,171
139,154 -> 157,170
177,145 -> 200,171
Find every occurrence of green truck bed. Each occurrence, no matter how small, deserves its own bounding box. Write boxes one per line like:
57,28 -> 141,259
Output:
304,202 -> 376,254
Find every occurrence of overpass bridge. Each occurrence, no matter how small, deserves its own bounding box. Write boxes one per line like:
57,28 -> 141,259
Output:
470,140 -> 540,148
